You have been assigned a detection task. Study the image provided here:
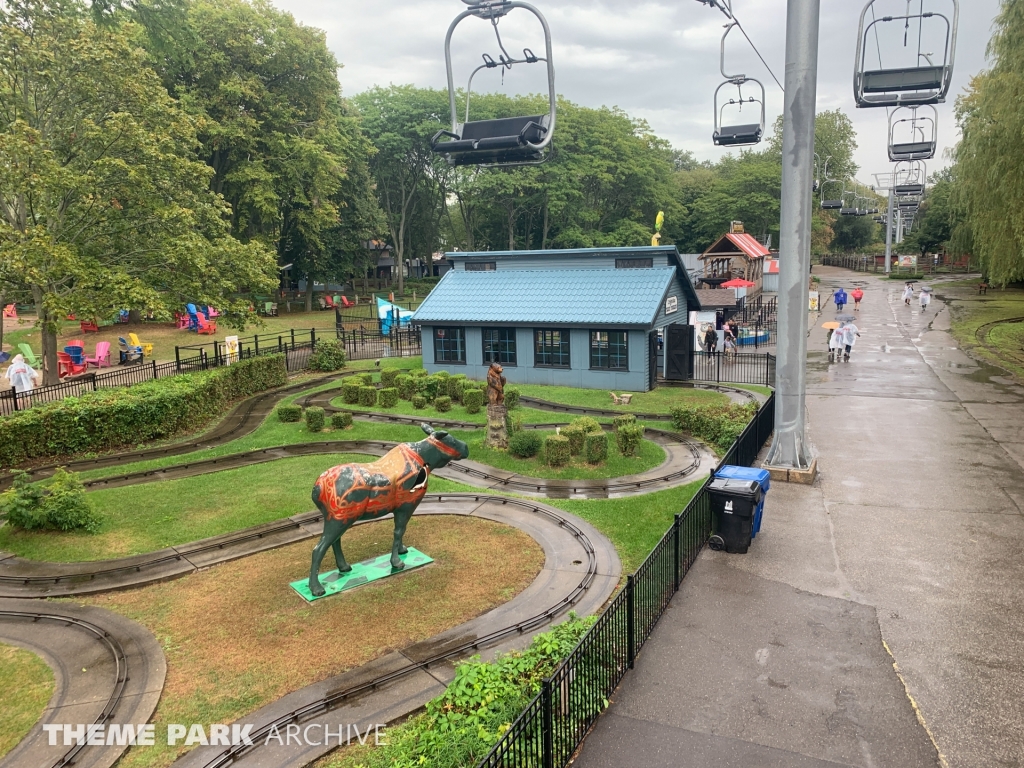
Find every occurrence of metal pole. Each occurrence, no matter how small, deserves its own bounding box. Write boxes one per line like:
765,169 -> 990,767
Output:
884,189 -> 894,274
765,0 -> 820,474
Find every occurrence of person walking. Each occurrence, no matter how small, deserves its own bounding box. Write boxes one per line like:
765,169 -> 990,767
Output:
851,287 -> 864,311
920,290 -> 931,312
834,287 -> 848,314
5,354 -> 39,399
703,324 -> 719,357
828,326 -> 843,363
902,283 -> 914,306
841,321 -> 861,362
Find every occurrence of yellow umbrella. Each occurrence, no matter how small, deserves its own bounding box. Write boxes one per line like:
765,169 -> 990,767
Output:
821,321 -> 841,329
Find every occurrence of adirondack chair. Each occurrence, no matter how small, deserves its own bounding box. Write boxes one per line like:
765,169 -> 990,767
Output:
3,304 -> 16,318
340,295 -> 355,308
118,337 -> 143,364
128,332 -> 153,357
174,311 -> 190,329
18,344 -> 40,366
85,341 -> 111,368
116,310 -> 129,323
63,346 -> 85,366
196,313 -> 217,335
206,306 -> 220,318
80,319 -> 100,333
185,304 -> 200,331
324,295 -> 337,310
264,301 -> 278,317
57,351 -> 87,378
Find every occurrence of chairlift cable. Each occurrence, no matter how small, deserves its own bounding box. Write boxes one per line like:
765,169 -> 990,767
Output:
732,18 -> 784,92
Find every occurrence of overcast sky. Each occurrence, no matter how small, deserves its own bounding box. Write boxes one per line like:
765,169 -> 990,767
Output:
271,0 -> 1000,185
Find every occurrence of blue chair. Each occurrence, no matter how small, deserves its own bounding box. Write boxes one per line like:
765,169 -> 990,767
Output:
185,303 -> 199,331
64,346 -> 85,366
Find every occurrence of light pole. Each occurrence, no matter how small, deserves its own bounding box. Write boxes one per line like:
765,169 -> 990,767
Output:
764,0 -> 820,478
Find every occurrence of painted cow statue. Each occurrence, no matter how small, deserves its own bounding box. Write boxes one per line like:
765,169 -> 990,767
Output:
308,424 -> 469,597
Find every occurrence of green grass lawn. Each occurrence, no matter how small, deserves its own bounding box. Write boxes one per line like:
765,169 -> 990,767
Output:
939,283 -> 1024,379
0,642 -> 54,759
0,453 -> 375,562
515,383 -> 727,413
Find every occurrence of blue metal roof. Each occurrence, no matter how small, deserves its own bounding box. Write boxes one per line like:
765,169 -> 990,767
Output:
411,267 -> 676,327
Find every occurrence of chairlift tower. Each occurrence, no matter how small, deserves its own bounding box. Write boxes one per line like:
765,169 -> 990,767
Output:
763,0 -> 821,479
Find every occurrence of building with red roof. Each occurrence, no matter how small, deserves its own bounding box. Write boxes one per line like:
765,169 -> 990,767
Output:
698,222 -> 771,296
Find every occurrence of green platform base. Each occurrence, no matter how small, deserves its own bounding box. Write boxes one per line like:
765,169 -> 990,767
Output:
291,548 -> 434,602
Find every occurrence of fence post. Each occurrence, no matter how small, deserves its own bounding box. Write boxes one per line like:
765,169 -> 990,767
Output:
290,328 -> 295,350
175,345 -> 181,373
673,513 -> 681,589
152,359 -> 158,381
213,340 -> 220,367
254,335 -> 259,356
311,328 -> 316,348
542,678 -> 554,768
765,353 -> 769,387
278,336 -> 283,353
626,574 -> 635,669
10,386 -> 18,412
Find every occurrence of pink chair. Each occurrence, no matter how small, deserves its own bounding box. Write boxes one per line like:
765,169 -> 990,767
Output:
86,341 -> 111,368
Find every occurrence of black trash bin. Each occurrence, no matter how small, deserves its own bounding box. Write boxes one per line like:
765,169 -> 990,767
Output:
707,477 -> 762,554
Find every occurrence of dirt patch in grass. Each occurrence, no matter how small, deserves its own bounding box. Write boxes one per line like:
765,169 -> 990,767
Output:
70,514 -> 543,768
0,642 -> 55,759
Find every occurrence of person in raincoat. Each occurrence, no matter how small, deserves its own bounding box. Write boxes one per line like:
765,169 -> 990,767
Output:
841,321 -> 861,362
919,290 -> 931,311
851,287 -> 864,311
828,326 -> 843,363
834,287 -> 848,313
5,354 -> 38,394
902,283 -> 914,306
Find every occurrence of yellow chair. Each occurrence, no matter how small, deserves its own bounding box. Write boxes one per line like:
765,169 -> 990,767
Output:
128,332 -> 153,357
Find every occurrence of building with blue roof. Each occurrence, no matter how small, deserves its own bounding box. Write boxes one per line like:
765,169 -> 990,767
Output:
411,246 -> 702,392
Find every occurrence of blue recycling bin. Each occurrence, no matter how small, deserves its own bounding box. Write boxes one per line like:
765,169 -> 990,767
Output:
715,466 -> 770,538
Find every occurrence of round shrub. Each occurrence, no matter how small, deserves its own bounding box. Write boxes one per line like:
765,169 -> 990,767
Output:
396,374 -> 416,400
331,412 -> 353,429
584,431 -> 609,464
545,434 -> 571,466
357,373 -> 374,386
308,338 -> 347,371
434,395 -> 452,412
464,388 -> 485,414
509,430 -> 542,458
409,368 -> 428,378
2,469 -> 101,533
305,406 -> 326,432
341,380 -> 361,404
435,370 -> 451,383
562,424 -> 586,455
613,413 -> 637,432
277,404 -> 302,422
380,368 -> 400,388
504,386 -> 521,410
412,395 -> 427,409
616,423 -> 645,457
358,386 -> 378,407
379,387 -> 399,408
570,416 -> 602,434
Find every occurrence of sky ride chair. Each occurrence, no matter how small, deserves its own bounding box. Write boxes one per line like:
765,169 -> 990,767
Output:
889,105 -> 938,161
712,21 -> 766,147
820,179 -> 845,211
431,0 -> 556,168
853,0 -> 959,108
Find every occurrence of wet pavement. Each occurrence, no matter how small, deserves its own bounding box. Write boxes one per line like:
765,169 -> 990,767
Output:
575,267 -> 1024,768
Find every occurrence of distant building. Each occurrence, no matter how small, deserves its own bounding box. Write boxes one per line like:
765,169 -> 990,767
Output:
411,246 -> 702,392
698,222 -> 771,296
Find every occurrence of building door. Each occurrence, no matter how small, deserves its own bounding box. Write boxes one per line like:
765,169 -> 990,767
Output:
665,323 -> 695,381
649,331 -> 659,390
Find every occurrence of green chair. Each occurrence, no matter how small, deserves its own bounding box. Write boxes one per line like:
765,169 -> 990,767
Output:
18,343 -> 39,366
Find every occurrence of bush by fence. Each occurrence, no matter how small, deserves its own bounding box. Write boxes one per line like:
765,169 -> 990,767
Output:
0,355 -> 287,468
670,401 -> 759,453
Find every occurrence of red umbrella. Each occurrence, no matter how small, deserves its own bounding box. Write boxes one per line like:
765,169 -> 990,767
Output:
721,278 -> 756,288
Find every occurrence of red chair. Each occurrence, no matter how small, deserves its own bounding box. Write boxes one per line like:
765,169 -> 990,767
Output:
323,295 -> 337,309
196,313 -> 217,335
57,351 -> 87,378
2,304 -> 16,319
80,320 -> 100,333
174,311 -> 190,329
86,341 -> 111,368
340,296 -> 355,308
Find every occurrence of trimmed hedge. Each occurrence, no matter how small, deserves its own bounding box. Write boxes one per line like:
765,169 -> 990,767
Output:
396,374 -> 416,400
670,402 -> 758,453
331,412 -> 353,429
304,406 -> 326,432
380,387 -> 399,408
0,355 -> 288,468
584,430 -> 609,463
562,424 -> 586,455
464,388 -> 484,414
545,434 -> 570,466
409,368 -> 428,378
434,395 -> 452,412
380,368 -> 400,388
421,375 -> 445,400
412,395 -> 427,409
307,338 -> 347,371
341,379 -> 361,404
356,373 -> 374,386
504,386 -> 520,410
570,416 -> 602,434
613,413 -> 637,432
448,374 -> 467,403
358,386 -> 378,407
277,404 -> 302,422
509,430 -> 542,458
616,423 -> 645,457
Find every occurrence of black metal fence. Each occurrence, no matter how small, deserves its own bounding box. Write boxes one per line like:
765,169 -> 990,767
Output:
477,393 -> 776,768
176,329 -> 319,370
691,351 -> 776,388
335,326 -> 422,361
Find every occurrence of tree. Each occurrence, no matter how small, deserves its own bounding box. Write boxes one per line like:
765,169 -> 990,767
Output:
951,0 -> 1024,284
903,178 -> 955,258
0,0 -> 277,383
830,214 -> 878,253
